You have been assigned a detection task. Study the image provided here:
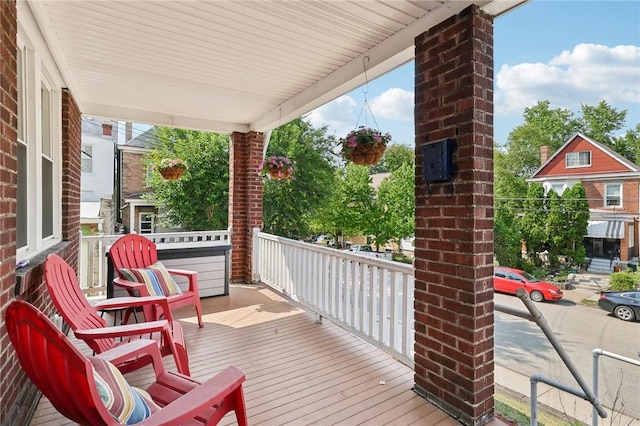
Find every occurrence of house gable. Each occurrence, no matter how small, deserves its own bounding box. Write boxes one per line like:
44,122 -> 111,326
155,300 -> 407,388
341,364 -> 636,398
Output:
532,133 -> 639,179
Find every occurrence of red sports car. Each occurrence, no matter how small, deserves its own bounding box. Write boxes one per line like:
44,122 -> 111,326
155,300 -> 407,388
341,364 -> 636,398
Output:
493,267 -> 563,302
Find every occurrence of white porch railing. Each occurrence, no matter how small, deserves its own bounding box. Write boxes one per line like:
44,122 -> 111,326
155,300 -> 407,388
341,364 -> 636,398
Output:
79,230 -> 230,296
252,229 -> 415,367
78,229 -> 414,366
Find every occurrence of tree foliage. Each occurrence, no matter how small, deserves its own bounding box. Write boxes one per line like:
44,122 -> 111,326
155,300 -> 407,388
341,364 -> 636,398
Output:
370,144 -> 415,173
262,118 -> 338,238
501,182 -> 589,269
371,163 -> 415,249
495,100 -> 638,269
144,128 -> 229,231
314,164 -> 375,243
520,183 -> 548,263
494,206 -> 524,269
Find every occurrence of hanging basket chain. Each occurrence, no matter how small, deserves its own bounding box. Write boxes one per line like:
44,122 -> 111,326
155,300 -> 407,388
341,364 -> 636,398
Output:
353,56 -> 380,131
354,99 -> 380,132
340,55 -> 391,166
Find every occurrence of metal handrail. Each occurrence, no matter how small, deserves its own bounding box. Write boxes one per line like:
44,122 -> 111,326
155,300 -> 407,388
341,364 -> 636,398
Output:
495,289 -> 608,425
592,349 -> 640,426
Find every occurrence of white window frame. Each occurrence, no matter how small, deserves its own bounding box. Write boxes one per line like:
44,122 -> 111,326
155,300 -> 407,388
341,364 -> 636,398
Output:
565,151 -> 591,168
545,182 -> 566,195
16,36 -> 62,260
604,183 -> 622,208
81,144 -> 94,173
139,212 -> 155,234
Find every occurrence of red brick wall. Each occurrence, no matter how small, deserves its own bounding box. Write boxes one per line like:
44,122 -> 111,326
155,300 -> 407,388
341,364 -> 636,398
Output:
413,5 -> 495,425
229,131 -> 263,282
122,151 -> 148,196
0,2 -> 20,423
538,135 -> 636,176
583,179 -> 640,216
61,89 -> 81,258
0,5 -> 82,417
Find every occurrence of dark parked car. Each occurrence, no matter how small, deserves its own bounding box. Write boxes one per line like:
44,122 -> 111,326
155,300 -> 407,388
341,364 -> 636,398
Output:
598,290 -> 640,321
493,267 -> 563,302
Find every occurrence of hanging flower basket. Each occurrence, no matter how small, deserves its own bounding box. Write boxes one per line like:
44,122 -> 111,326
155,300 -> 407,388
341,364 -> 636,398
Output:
259,156 -> 294,181
341,126 -> 391,166
347,143 -> 387,165
157,158 -> 187,181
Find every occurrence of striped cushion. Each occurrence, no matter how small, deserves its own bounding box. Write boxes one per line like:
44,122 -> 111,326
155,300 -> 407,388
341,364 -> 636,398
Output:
89,357 -> 159,424
119,262 -> 183,296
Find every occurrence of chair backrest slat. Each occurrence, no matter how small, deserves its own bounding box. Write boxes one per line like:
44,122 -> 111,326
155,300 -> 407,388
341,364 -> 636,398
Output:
5,300 -> 113,425
45,254 -> 114,354
110,234 -> 158,275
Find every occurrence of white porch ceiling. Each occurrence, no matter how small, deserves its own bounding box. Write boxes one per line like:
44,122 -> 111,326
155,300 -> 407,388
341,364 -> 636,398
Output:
28,0 -> 528,134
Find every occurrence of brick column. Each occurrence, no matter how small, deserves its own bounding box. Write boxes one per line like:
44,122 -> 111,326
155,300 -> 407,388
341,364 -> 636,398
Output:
229,131 -> 264,282
413,6 -> 495,426
61,89 -> 81,270
0,2 -> 19,424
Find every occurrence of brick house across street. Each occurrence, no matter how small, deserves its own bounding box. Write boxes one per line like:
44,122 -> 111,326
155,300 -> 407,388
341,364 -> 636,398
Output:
528,132 -> 640,266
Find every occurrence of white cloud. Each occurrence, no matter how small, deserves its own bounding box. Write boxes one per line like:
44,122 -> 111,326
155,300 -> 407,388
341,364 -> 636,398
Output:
496,43 -> 640,116
306,95 -> 357,138
369,88 -> 414,121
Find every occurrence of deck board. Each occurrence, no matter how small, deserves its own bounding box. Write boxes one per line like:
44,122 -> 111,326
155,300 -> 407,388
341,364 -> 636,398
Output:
28,283 -> 504,426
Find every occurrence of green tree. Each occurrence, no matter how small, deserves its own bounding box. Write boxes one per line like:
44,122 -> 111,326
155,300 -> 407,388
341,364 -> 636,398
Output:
502,101 -> 580,177
369,163 -> 415,249
315,164 -> 375,243
546,190 -> 564,269
144,128 -> 229,231
578,101 -> 627,147
370,144 -> 415,173
494,206 -> 523,268
560,183 -> 589,266
520,183 -> 547,263
262,118 -> 338,238
613,123 -> 640,164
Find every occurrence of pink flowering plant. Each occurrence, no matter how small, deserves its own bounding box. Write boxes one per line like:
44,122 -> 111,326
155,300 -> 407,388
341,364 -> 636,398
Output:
340,126 -> 391,160
259,155 -> 294,180
156,158 -> 187,172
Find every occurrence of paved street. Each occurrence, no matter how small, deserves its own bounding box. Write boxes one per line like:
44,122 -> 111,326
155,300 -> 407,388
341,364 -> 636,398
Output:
494,290 -> 640,421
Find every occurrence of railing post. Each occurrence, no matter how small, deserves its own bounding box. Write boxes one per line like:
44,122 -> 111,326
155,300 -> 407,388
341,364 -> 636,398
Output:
530,376 -> 538,426
592,350 -> 600,426
252,227 -> 261,283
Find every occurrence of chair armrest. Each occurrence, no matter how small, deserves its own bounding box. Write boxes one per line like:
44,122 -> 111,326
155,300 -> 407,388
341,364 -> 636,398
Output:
74,320 -> 170,339
166,268 -> 199,293
97,292 -> 175,323
165,268 -> 196,278
94,296 -> 167,311
142,367 -> 246,426
94,338 -> 165,375
113,277 -> 146,292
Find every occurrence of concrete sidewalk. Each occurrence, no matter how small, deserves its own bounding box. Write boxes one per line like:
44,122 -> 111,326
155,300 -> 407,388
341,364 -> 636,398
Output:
495,278 -> 640,425
495,363 -> 639,425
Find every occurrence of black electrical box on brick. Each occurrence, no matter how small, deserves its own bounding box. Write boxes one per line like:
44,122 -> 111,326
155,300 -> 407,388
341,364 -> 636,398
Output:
421,138 -> 456,183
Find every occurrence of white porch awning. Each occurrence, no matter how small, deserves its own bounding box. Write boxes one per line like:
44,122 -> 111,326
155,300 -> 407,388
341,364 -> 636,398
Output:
586,221 -> 625,239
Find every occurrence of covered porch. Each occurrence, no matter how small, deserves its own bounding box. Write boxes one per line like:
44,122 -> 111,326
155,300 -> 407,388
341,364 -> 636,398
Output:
2,1 -> 530,425
30,282 -> 505,426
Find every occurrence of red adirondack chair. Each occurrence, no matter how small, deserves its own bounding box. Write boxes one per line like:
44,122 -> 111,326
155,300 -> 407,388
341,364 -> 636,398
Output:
5,300 -> 247,426
109,233 -> 204,328
44,253 -> 190,375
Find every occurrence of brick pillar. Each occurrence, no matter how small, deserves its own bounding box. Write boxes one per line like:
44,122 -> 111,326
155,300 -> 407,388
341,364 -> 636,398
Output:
229,131 -> 264,282
413,6 -> 495,426
0,2 -> 19,424
61,89 -> 81,270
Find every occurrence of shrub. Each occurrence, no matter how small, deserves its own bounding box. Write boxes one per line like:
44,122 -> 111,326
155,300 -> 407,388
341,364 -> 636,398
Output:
609,272 -> 639,291
392,253 -> 413,264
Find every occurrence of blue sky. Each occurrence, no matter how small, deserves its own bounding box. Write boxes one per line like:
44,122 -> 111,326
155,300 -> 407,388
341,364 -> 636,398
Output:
307,0 -> 640,148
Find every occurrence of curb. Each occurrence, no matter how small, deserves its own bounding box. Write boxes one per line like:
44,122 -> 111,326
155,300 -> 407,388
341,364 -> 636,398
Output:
495,383 -> 581,425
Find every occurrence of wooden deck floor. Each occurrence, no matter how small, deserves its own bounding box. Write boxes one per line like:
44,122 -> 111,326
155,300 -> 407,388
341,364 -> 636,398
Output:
29,283 -> 504,426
